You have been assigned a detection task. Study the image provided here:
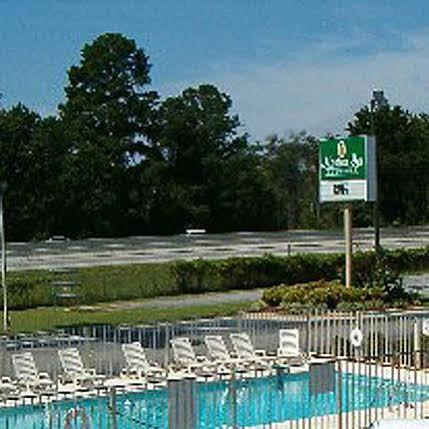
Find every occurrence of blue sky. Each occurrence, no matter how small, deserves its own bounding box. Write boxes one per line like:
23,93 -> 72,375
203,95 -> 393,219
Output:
1,0 -> 429,139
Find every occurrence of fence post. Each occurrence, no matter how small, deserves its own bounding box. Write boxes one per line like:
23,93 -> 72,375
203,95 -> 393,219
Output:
108,387 -> 118,429
337,358 -> 343,429
306,311 -> 311,355
168,375 -> 197,429
229,371 -> 237,429
164,323 -> 170,369
413,320 -> 421,369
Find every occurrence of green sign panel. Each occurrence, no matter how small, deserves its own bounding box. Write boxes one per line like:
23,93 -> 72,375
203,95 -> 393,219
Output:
319,135 -> 376,202
319,136 -> 366,181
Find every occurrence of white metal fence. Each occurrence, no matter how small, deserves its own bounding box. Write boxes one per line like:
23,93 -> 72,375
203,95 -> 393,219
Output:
0,308 -> 428,428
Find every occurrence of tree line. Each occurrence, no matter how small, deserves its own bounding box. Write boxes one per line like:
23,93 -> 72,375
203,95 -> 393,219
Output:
0,33 -> 428,241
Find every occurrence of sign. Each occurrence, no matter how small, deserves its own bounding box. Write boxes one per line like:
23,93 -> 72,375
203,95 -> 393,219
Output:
319,136 -> 376,202
309,361 -> 335,395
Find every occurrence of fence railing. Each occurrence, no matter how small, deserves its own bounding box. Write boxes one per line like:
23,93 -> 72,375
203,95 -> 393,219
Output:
0,308 -> 428,428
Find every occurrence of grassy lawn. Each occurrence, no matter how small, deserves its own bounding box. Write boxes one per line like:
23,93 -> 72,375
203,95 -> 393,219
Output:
7,262 -> 176,309
6,301 -> 253,333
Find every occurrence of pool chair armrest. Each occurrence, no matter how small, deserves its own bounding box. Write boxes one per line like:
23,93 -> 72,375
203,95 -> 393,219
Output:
39,372 -> 51,380
148,360 -> 160,367
168,363 -> 181,372
85,368 -> 105,381
148,366 -> 165,375
122,367 -> 139,377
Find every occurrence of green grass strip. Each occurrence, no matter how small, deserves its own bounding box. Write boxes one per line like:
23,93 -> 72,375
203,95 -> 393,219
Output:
6,301 -> 253,333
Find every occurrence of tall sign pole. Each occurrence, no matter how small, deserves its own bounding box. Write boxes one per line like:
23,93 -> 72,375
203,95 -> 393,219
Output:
370,89 -> 388,250
319,136 -> 377,287
344,204 -> 353,288
0,191 -> 6,332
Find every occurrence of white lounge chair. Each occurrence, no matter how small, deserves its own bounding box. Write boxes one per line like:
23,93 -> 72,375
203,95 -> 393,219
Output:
121,342 -> 166,381
58,348 -> 104,387
0,376 -> 17,395
277,329 -> 305,365
12,352 -> 55,392
171,337 -> 215,374
204,335 -> 231,362
229,333 -> 271,367
204,335 -> 250,374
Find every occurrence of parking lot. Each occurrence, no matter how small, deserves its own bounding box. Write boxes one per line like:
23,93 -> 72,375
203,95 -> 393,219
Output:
5,226 -> 429,271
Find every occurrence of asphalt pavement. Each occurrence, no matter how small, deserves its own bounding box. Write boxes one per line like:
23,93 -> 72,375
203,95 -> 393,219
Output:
5,226 -> 429,271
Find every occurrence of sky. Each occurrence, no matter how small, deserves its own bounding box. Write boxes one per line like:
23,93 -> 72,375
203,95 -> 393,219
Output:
1,0 -> 429,140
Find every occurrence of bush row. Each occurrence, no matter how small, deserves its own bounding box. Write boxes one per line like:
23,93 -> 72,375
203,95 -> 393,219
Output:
172,247 -> 429,293
5,246 -> 429,310
262,280 -> 418,312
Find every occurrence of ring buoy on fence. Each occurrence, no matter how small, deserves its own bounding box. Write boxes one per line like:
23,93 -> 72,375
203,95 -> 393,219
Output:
350,328 -> 363,348
422,319 -> 429,336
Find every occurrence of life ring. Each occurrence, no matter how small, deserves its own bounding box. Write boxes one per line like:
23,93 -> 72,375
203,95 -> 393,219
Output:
350,328 -> 363,348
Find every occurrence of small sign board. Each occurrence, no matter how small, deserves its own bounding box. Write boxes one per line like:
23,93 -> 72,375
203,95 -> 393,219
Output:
319,136 -> 376,202
423,319 -> 429,336
309,361 -> 335,395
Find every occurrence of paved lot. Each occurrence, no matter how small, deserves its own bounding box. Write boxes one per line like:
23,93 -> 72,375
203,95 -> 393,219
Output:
5,226 -> 429,271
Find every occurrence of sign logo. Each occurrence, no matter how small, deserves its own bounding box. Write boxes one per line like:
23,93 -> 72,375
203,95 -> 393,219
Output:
337,141 -> 347,158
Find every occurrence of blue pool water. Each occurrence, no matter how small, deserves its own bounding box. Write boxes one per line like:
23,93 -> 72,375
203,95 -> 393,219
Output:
1,372 -> 428,428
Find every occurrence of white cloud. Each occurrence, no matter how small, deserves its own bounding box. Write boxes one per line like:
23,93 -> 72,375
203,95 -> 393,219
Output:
159,29 -> 429,141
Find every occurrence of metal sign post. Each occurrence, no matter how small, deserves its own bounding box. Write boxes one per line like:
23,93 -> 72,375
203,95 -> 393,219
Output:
0,190 -> 6,332
344,204 -> 353,288
319,136 -> 376,287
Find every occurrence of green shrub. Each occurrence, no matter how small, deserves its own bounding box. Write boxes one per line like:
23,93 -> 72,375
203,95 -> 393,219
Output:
262,279 -> 418,312
4,245 -> 428,310
171,253 -> 343,293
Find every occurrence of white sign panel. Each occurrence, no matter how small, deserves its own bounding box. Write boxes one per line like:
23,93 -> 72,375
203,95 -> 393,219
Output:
320,180 -> 367,202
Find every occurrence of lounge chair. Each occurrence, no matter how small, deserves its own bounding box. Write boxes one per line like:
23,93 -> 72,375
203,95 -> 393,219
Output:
121,342 -> 166,382
204,335 -> 231,362
58,348 -> 104,387
204,335 -> 252,376
204,335 -> 247,365
277,329 -> 306,365
11,352 -> 55,393
229,333 -> 272,368
170,337 -> 216,375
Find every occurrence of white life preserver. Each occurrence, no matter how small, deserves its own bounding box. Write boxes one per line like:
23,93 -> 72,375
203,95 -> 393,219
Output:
423,319 -> 429,336
350,328 -> 363,348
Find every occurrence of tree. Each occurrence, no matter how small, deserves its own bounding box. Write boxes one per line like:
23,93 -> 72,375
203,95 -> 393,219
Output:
0,104 -> 40,239
348,105 -> 429,225
59,33 -> 158,236
0,105 -> 71,240
153,84 -> 248,230
261,132 -> 319,229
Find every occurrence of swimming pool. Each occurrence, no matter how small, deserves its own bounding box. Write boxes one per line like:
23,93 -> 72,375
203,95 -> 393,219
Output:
1,371 -> 428,428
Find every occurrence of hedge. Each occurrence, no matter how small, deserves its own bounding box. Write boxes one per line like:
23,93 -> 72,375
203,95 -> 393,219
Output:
262,280 -> 418,311
172,247 -> 429,294
4,246 -> 429,310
